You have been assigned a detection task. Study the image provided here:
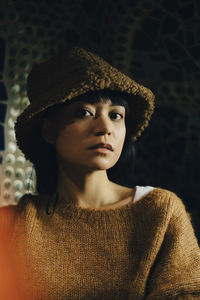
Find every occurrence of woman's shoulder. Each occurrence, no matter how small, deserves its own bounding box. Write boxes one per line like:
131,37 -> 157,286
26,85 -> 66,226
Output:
151,186 -> 185,206
134,185 -> 178,200
135,186 -> 186,213
132,187 -> 192,232
116,184 -> 184,212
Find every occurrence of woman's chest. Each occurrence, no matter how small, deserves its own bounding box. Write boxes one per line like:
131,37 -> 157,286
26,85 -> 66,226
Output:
11,217 -> 136,299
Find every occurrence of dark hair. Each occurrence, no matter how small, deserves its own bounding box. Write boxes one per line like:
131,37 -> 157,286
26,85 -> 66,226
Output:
32,89 -> 136,195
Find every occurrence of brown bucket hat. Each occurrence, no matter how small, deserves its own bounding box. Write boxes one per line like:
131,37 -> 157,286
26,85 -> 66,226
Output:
14,46 -> 155,163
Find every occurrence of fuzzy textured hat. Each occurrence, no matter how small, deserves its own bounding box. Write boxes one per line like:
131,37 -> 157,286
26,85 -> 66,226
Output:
15,46 -> 155,163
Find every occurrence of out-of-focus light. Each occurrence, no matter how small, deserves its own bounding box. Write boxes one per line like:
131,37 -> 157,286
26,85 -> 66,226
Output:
3,179 -> 12,189
25,167 -> 33,178
22,96 -> 30,108
5,153 -> 15,164
3,192 -> 11,200
24,178 -> 33,191
8,129 -> 16,141
10,107 -> 20,118
8,118 -> 15,129
14,180 -> 23,191
16,156 -> 25,166
12,95 -> 21,105
15,168 -> 25,179
8,142 -> 16,153
11,84 -> 20,94
14,191 -> 22,201
5,166 -> 14,177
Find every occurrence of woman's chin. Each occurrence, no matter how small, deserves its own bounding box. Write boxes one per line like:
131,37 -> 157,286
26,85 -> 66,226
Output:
57,156 -> 117,172
85,162 -> 116,172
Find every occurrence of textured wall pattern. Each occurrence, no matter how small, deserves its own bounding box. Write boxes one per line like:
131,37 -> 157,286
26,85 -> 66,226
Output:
0,0 -> 199,234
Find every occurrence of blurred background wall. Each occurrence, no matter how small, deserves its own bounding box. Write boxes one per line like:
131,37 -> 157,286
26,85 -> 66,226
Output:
0,0 -> 199,239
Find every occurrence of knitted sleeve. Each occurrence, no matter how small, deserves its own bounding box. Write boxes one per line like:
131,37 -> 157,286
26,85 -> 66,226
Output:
145,193 -> 200,300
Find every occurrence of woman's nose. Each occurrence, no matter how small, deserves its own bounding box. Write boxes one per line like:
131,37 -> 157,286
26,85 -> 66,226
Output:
93,115 -> 112,136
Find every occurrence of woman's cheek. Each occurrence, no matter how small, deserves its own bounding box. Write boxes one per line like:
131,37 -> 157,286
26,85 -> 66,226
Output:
55,134 -> 70,156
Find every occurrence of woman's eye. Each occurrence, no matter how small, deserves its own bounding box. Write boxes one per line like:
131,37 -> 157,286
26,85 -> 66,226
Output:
74,109 -> 123,120
75,108 -> 92,118
110,112 -> 123,120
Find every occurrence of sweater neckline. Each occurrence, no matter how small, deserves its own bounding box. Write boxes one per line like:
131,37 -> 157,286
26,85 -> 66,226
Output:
43,187 -> 160,219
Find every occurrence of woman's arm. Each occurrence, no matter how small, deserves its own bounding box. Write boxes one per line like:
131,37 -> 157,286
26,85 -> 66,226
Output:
145,195 -> 200,299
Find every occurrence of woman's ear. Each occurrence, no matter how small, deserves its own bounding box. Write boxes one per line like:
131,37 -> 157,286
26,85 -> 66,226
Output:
41,119 -> 57,144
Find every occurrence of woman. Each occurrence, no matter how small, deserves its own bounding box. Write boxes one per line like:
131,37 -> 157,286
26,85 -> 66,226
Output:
1,47 -> 200,299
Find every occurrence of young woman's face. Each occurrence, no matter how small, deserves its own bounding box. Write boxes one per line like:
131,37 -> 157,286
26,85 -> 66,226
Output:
43,99 -> 126,172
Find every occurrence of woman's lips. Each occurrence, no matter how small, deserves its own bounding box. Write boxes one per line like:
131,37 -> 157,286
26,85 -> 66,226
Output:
88,143 -> 113,151
89,147 -> 112,153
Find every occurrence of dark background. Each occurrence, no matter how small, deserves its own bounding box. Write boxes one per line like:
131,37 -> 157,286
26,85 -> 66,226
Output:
0,0 -> 200,239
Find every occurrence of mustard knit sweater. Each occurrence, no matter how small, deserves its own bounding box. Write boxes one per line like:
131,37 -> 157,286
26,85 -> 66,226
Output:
0,188 -> 200,300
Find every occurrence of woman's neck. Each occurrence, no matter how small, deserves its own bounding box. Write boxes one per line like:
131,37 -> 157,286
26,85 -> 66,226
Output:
56,164 -> 122,209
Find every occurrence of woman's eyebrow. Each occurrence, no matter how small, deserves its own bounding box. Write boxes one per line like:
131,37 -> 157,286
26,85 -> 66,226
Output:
70,101 -> 125,110
81,102 -> 125,108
